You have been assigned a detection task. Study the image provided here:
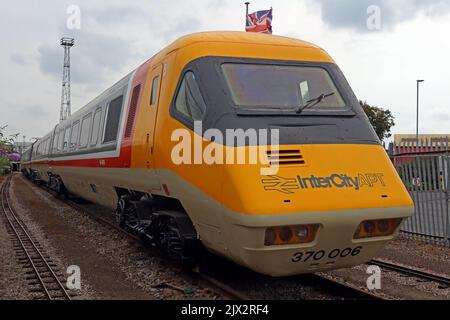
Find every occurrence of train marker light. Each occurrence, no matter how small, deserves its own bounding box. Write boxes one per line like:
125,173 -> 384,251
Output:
279,226 -> 293,242
364,220 -> 375,234
354,218 -> 402,239
264,224 -> 319,246
264,228 -> 276,245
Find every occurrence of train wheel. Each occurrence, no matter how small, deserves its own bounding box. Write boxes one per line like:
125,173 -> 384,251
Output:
158,218 -> 182,257
116,195 -> 130,229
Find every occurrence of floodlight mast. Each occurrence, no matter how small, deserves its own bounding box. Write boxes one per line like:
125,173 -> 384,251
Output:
60,37 -> 75,122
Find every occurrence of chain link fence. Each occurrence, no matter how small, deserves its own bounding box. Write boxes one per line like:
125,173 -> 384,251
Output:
392,138 -> 449,246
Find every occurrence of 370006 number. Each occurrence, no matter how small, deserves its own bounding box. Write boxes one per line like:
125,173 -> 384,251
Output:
291,246 -> 362,263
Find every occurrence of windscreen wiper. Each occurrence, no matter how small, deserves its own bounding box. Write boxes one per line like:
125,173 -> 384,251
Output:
296,92 -> 335,114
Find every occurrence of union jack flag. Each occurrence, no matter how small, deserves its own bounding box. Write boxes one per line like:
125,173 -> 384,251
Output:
246,8 -> 272,34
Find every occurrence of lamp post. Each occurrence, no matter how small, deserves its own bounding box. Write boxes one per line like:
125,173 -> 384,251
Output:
416,79 -> 424,141
22,135 -> 26,155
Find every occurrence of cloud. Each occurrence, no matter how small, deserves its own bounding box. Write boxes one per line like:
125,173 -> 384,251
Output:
10,53 -> 27,65
37,4 -> 143,89
1,96 -> 50,118
315,0 -> 450,32
38,30 -> 136,86
160,17 -> 203,39
36,3 -> 206,91
89,5 -> 147,25
16,104 -> 50,118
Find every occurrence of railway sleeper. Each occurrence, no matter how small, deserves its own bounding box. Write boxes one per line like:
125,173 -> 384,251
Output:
28,280 -> 61,286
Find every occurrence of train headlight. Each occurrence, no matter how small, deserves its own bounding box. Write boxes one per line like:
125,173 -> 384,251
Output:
353,218 -> 403,239
264,224 -> 319,246
296,225 -> 308,240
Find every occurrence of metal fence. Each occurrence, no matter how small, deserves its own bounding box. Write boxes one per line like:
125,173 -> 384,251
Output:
392,138 -> 450,246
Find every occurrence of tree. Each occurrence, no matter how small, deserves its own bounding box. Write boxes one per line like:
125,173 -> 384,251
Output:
0,125 -> 17,175
359,100 -> 395,141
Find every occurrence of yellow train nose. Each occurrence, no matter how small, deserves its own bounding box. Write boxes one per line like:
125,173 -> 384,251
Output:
220,144 -> 413,215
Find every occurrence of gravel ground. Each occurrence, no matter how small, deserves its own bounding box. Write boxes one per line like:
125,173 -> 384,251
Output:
6,173 -> 450,300
322,262 -> 450,300
199,252 -> 366,300
321,235 -> 450,300
15,174 -> 218,300
378,236 -> 450,277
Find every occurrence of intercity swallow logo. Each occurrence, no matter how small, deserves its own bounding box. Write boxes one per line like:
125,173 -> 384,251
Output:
261,175 -> 300,194
261,173 -> 386,194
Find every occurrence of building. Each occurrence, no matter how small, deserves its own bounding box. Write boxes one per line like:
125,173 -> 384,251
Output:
390,134 -> 449,191
13,141 -> 33,156
394,134 -> 450,146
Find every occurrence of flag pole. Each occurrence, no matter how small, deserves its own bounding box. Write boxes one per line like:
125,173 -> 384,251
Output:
245,2 -> 250,16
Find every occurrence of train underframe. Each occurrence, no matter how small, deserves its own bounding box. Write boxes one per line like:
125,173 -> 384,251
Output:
115,192 -> 200,261
22,169 -> 200,263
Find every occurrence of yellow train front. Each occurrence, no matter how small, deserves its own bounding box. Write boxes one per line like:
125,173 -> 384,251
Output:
150,32 -> 414,276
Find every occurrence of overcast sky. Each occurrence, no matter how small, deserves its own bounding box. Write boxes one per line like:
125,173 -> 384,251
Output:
1,0 -> 449,142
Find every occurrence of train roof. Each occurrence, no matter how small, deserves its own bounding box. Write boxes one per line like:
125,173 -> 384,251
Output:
164,31 -> 324,50
149,31 -> 334,68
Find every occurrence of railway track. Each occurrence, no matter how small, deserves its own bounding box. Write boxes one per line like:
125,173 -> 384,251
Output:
0,176 -> 72,300
370,259 -> 450,289
308,273 -> 384,300
29,179 -> 247,300
29,176 -> 382,300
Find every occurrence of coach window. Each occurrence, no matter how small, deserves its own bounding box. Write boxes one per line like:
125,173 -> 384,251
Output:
52,132 -> 59,153
90,108 -> 102,146
36,142 -> 40,157
174,71 -> 206,121
63,127 -> 70,151
103,95 -> 123,143
150,76 -> 159,105
58,129 -> 64,152
59,129 -> 64,151
44,138 -> 49,156
70,121 -> 80,150
46,138 -> 51,155
79,114 -> 92,148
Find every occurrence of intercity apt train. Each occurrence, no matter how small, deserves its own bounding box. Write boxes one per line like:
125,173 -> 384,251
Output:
21,32 -> 413,276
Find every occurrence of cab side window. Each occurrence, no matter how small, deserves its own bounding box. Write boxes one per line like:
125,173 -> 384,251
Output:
150,76 -> 159,105
174,71 -> 206,121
